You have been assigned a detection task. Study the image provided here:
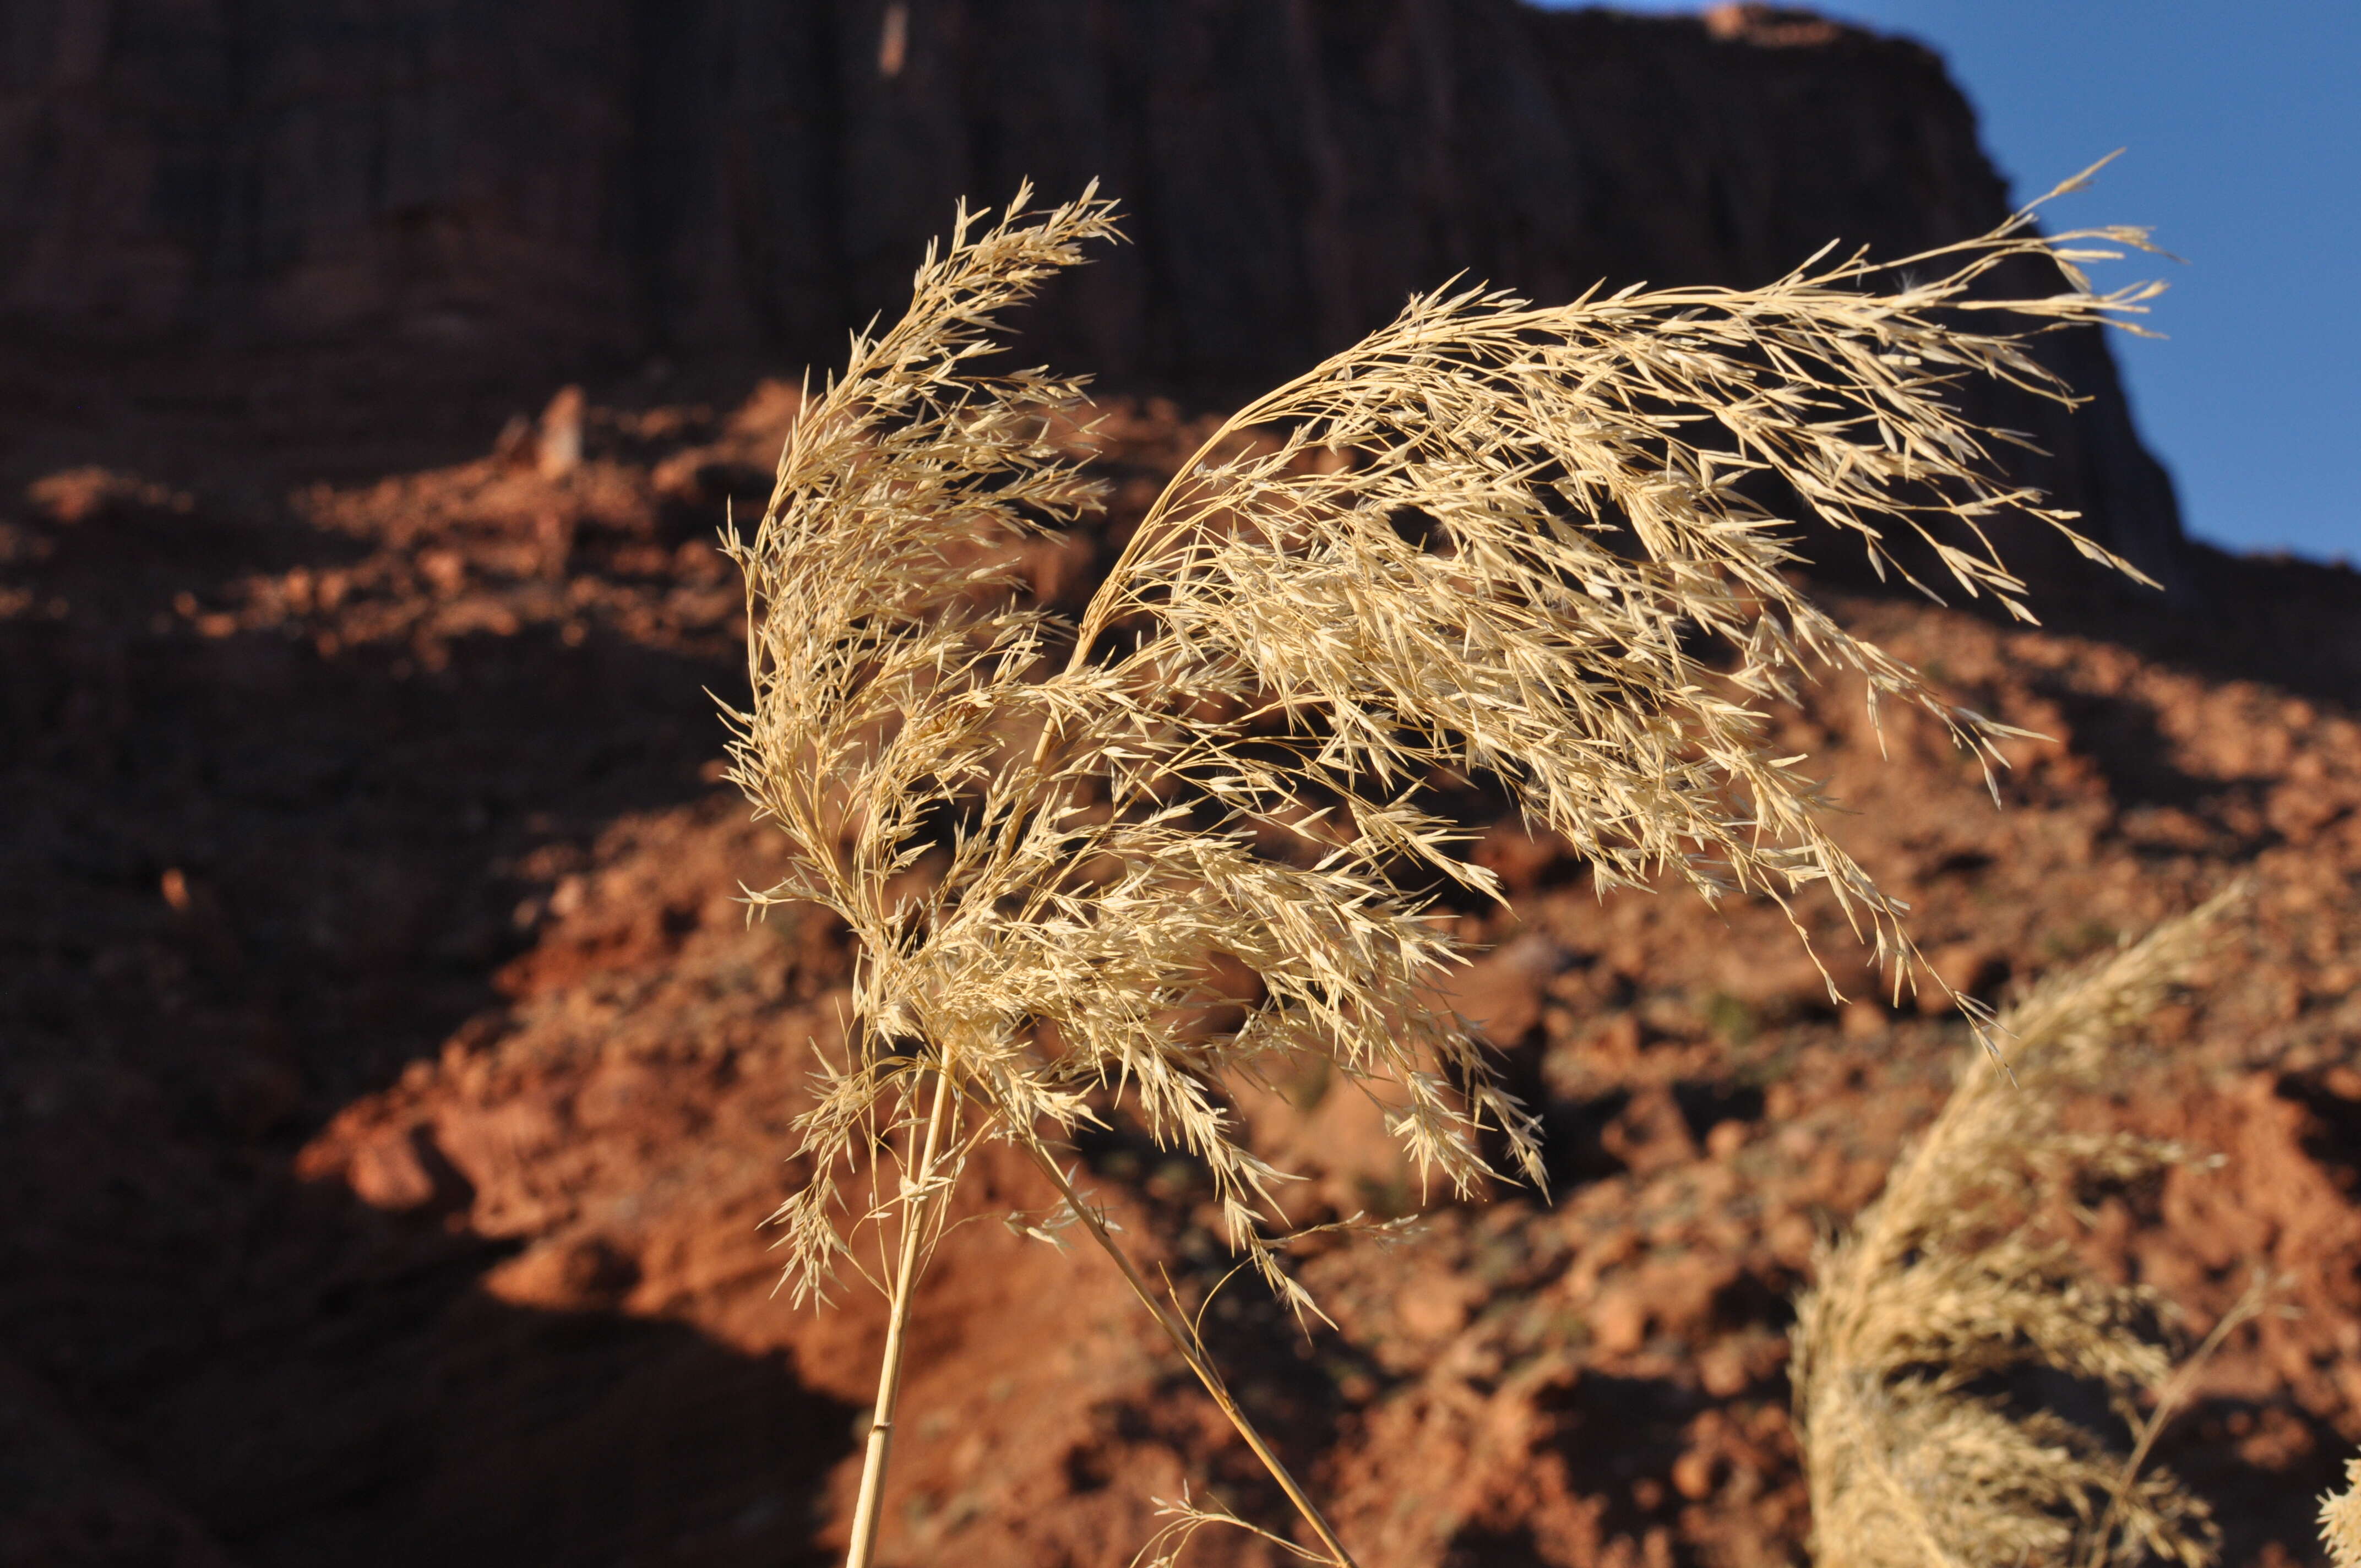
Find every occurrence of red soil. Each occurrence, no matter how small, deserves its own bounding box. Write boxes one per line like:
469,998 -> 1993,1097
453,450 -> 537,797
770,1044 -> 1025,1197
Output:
5,375 -> 2359,1567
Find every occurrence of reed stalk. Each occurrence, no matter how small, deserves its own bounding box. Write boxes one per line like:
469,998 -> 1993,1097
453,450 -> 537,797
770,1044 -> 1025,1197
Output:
843,1068 -> 956,1568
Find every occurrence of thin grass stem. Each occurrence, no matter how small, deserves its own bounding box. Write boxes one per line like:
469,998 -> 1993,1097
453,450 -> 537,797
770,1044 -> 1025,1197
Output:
844,1066 -> 958,1568
1020,1138 -> 1358,1568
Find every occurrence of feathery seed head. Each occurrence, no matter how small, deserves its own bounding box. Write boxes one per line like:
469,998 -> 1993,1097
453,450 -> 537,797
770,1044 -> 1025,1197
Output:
1793,892 -> 2245,1568
726,176 -> 2164,1314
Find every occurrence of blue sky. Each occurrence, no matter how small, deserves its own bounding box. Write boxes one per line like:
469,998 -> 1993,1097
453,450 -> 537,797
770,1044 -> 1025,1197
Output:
1535,1 -> 2361,563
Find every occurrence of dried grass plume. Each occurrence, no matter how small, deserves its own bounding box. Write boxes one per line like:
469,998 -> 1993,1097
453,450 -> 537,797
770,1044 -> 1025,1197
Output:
1793,891 -> 2249,1568
719,176 -> 2167,1567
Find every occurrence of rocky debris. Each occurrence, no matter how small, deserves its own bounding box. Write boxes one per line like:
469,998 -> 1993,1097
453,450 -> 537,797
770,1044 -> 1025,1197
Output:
533,387 -> 586,483
3,379 -> 2358,1566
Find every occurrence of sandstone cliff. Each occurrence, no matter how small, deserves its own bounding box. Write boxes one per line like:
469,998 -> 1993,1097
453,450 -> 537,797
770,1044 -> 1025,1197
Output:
0,0 -> 2188,592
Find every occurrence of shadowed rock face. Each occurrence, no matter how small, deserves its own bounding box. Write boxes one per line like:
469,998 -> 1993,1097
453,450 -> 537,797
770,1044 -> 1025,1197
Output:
1,0 -> 2186,595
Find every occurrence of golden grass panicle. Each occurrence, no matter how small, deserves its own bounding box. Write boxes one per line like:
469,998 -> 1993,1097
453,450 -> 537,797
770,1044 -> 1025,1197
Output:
1793,892 -> 2246,1568
2324,1457 -> 2361,1568
722,176 -> 2164,1568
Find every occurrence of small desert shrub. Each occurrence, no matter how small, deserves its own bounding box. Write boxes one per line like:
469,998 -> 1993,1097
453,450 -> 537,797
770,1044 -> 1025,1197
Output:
1793,891 -> 2248,1568
722,177 -> 2162,1567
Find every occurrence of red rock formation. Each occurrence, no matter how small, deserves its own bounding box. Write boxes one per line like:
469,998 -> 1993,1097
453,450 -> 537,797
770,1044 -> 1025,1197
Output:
2,0 -> 2186,592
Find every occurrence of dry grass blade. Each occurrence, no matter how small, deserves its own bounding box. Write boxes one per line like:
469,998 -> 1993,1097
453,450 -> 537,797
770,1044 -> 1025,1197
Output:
720,175 -> 2164,1566
1793,889 -> 2247,1568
